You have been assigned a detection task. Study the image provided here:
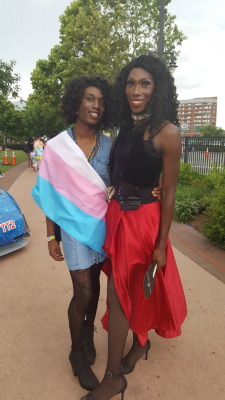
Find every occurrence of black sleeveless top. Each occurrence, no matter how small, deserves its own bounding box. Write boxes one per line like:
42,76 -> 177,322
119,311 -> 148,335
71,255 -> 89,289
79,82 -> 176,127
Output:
110,123 -> 163,189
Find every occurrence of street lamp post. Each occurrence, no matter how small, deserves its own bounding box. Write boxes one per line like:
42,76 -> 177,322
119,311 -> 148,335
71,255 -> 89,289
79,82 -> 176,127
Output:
157,0 -> 177,73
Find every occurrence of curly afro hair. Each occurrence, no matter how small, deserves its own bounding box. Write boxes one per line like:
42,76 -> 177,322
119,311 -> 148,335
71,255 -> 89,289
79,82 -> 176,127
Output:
61,76 -> 112,129
112,54 -> 179,134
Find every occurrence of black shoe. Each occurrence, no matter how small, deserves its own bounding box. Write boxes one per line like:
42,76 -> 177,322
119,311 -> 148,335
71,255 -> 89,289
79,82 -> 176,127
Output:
69,349 -> 99,391
80,371 -> 127,400
121,335 -> 151,375
82,321 -> 97,365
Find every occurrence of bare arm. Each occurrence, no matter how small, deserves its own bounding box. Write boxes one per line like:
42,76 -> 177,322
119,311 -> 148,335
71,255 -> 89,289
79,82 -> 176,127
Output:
153,124 -> 181,270
46,216 -> 64,261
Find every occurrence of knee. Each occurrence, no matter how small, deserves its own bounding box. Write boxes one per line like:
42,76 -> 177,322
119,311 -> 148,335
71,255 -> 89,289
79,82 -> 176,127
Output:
75,285 -> 93,307
107,277 -> 116,306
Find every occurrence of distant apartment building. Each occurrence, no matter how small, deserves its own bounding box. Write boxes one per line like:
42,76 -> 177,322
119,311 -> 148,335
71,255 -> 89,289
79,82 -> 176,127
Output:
178,97 -> 217,136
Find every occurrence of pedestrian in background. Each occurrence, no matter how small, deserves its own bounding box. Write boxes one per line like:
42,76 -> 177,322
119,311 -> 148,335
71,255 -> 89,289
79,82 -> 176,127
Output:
25,136 -> 34,167
34,136 -> 45,170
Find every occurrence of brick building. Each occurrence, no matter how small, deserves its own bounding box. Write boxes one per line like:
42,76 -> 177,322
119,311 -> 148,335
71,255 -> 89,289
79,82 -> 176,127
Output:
178,97 -> 217,136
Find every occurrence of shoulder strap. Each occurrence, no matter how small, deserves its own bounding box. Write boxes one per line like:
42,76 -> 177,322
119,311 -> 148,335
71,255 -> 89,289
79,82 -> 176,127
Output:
149,121 -> 170,140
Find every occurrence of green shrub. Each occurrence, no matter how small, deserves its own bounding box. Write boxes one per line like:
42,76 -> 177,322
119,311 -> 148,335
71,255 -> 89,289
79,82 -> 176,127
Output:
202,188 -> 225,250
174,186 -> 201,222
207,162 -> 225,191
176,162 -> 225,248
174,197 -> 200,223
178,162 -> 199,185
5,143 -> 24,151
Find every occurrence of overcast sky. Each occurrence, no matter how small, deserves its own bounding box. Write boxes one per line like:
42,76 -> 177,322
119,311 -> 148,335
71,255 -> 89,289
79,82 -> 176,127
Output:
1,0 -> 225,128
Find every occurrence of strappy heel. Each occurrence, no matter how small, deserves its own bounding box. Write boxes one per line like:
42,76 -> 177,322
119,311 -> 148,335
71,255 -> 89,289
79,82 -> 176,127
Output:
80,371 -> 127,400
121,334 -> 151,375
105,372 -> 127,400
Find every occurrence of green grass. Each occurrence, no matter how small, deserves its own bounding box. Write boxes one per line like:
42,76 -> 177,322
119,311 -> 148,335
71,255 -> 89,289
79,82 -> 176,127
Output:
0,150 -> 27,173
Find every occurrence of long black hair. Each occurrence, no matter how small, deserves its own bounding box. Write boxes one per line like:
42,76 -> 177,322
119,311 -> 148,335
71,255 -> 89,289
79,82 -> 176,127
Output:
61,76 -> 112,129
112,54 -> 179,134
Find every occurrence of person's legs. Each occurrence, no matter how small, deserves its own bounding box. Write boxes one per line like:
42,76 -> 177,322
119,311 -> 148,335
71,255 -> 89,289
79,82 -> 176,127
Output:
81,275 -> 129,400
83,263 -> 102,364
85,263 -> 101,325
69,269 -> 92,351
68,268 -> 99,390
36,157 -> 40,170
27,152 -> 31,167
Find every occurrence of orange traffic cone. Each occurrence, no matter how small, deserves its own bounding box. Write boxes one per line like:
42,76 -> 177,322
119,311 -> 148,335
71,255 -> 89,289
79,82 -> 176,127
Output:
205,147 -> 209,159
2,149 -> 10,165
11,149 -> 17,165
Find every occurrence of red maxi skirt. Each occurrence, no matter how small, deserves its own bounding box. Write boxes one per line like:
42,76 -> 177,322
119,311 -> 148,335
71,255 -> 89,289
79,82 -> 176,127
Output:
102,199 -> 187,346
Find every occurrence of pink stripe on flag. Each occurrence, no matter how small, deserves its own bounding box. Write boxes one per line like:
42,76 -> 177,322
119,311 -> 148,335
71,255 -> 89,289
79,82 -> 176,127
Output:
39,145 -> 107,220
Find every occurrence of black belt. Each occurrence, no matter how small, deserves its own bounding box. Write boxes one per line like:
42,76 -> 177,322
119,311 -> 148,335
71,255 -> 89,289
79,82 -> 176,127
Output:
113,181 -> 158,210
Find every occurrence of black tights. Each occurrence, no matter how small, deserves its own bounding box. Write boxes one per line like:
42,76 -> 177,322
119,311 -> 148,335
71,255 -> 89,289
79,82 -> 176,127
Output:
68,263 -> 101,352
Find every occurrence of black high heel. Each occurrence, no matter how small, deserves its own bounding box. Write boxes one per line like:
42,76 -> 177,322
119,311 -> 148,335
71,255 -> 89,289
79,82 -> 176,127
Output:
69,349 -> 99,390
121,335 -> 151,375
80,371 -> 127,400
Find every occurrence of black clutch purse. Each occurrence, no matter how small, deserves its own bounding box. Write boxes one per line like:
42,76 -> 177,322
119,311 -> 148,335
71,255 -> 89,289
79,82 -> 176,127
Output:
143,262 -> 158,299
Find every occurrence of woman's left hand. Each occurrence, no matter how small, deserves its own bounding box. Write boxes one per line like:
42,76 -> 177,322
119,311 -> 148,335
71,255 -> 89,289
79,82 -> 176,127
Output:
152,246 -> 166,272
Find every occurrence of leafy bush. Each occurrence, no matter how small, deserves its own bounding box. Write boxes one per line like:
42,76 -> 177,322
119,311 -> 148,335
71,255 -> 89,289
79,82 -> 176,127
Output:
174,186 -> 201,223
206,163 -> 225,191
202,188 -> 225,250
178,162 -> 199,185
174,198 -> 200,223
176,162 -> 225,249
4,143 -> 24,150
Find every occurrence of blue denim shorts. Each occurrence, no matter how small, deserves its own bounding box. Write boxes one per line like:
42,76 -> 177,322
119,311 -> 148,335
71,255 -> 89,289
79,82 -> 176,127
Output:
61,228 -> 105,270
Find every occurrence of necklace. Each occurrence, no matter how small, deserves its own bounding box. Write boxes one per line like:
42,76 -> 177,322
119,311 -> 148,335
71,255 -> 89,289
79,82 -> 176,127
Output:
73,126 -> 99,162
131,112 -> 151,124
86,134 -> 97,162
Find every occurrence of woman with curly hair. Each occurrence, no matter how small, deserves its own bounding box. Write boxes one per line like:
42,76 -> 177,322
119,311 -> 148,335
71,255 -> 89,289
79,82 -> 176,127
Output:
32,76 -> 112,391
81,54 -> 187,400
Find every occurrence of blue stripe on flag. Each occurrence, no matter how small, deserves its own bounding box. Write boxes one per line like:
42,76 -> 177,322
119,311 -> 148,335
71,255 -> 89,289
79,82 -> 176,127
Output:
32,176 -> 106,255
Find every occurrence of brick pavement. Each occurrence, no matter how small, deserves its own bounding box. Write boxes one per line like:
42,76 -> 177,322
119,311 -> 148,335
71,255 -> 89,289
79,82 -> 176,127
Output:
0,161 -> 28,192
1,162 -> 225,284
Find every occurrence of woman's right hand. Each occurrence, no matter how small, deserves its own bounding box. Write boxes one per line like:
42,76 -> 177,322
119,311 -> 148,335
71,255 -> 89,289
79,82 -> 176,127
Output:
152,246 -> 166,272
152,178 -> 162,200
48,240 -> 64,261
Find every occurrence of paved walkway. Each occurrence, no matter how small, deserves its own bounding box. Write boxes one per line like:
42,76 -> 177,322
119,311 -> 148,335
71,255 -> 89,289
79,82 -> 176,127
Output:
0,164 -> 225,400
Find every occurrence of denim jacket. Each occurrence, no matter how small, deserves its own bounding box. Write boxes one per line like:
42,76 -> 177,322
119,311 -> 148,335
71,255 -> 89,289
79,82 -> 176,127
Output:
67,128 -> 112,187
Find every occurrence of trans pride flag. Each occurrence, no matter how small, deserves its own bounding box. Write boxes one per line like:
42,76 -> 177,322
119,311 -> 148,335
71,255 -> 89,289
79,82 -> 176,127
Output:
32,130 -> 108,255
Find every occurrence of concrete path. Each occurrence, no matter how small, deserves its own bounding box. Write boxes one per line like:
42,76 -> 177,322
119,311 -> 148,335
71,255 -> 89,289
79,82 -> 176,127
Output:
0,166 -> 225,400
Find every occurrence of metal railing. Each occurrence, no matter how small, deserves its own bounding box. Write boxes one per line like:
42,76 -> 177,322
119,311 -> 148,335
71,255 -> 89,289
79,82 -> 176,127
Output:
181,136 -> 225,174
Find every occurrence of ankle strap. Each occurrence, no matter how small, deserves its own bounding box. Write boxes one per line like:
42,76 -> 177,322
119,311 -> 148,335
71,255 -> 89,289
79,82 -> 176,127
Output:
106,371 -> 122,379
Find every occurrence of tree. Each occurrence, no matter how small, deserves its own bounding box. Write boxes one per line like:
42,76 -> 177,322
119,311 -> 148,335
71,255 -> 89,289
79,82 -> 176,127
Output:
0,96 -> 23,143
22,93 -> 65,138
200,125 -> 225,137
0,60 -> 21,143
0,59 -> 20,98
31,0 -> 185,95
28,0 -> 185,135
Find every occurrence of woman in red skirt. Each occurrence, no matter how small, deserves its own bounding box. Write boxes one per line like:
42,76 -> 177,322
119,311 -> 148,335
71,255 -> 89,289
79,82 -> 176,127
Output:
81,54 -> 187,400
